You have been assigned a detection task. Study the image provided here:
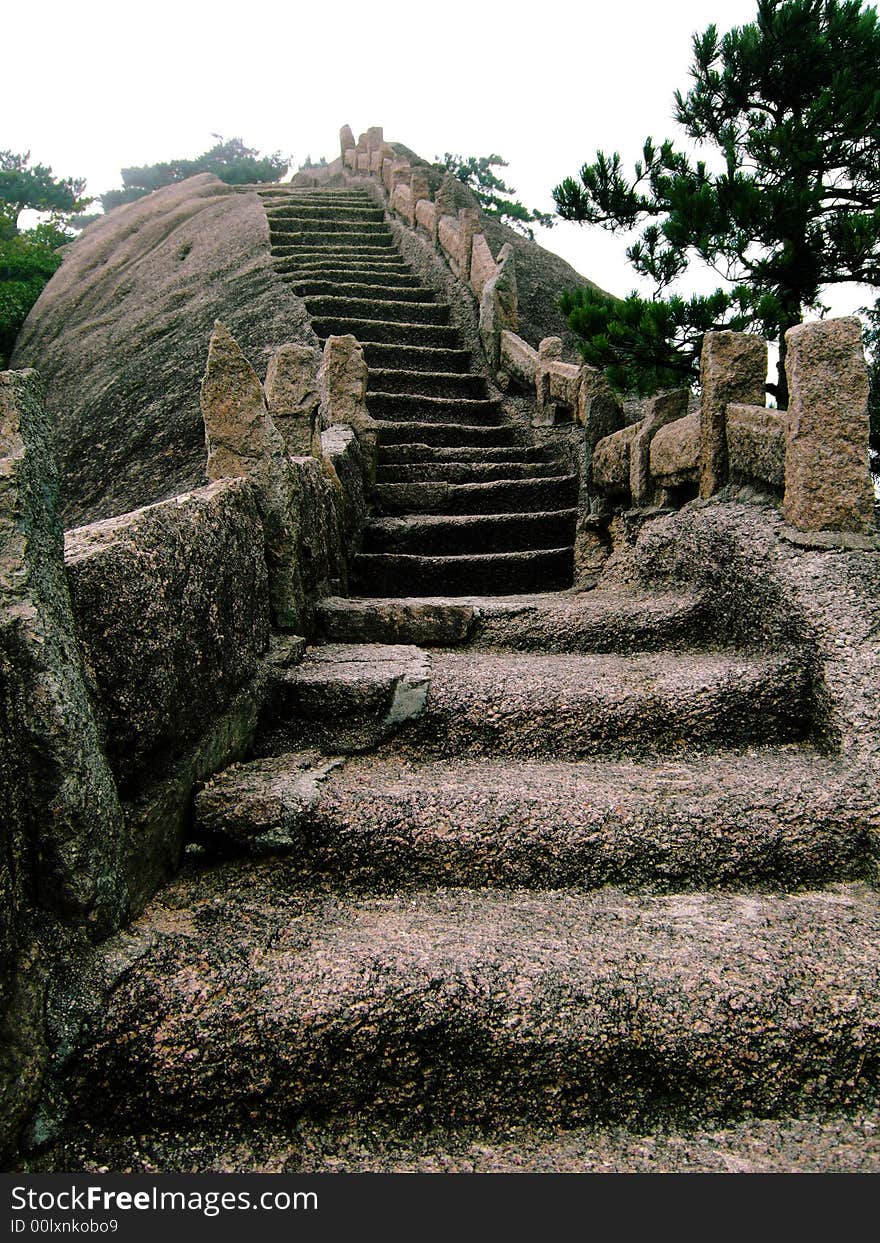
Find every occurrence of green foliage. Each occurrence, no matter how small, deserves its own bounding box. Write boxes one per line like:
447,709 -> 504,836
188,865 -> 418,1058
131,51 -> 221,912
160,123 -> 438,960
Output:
554,0 -> 880,402
0,152 -> 88,365
0,222 -> 70,365
0,151 -> 88,237
101,136 -> 289,211
560,284 -> 752,395
439,153 -> 554,241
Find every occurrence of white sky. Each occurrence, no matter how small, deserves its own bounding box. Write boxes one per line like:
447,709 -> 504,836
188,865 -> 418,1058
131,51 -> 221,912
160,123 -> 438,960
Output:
3,0 -> 877,317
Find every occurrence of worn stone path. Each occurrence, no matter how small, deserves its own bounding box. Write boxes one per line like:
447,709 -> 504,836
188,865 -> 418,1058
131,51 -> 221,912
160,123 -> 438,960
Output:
30,182 -> 880,1174
260,184 -> 577,594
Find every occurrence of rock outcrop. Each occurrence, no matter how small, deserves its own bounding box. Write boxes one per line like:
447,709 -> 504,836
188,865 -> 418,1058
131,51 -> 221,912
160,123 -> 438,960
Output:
12,175 -> 316,527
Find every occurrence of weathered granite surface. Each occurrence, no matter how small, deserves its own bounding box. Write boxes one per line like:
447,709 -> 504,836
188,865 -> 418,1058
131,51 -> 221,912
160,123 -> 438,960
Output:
64,478 -> 269,792
0,370 -> 123,1163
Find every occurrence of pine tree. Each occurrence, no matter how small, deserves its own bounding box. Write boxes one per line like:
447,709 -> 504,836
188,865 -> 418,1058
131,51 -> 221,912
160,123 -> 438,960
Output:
440,154 -> 554,240
554,0 -> 880,404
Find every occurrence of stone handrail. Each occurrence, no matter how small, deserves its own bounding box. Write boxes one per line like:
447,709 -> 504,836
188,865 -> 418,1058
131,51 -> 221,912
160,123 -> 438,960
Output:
591,319 -> 877,542
340,123 -> 604,430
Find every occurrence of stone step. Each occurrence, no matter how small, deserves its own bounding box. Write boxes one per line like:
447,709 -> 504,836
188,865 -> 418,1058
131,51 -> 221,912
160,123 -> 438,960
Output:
258,190 -> 374,205
367,392 -> 501,425
305,296 -> 449,325
362,342 -> 472,372
315,588 -> 711,651
257,646 -> 811,759
265,220 -> 392,238
362,510 -> 578,555
277,264 -> 420,287
369,369 -> 487,399
279,268 -> 423,289
66,877 -> 880,1129
287,280 -> 437,304
374,421 -> 523,449
375,460 -> 565,483
374,476 -> 579,515
388,648 -> 812,759
269,231 -> 395,249
31,1109 -> 880,1173
313,318 -> 461,348
378,443 -> 548,464
264,204 -> 385,223
351,548 -> 574,595
272,246 -> 407,267
195,748 -> 875,890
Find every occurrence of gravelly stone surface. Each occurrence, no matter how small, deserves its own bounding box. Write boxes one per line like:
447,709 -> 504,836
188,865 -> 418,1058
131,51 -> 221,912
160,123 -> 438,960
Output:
58,875 -> 880,1133
20,1111 -> 880,1173
316,588 -> 713,651
391,648 -> 812,759
263,747 -> 877,890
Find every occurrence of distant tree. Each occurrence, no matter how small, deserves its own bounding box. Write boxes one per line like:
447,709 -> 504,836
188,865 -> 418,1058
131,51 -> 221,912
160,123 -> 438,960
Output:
553,0 -> 880,404
0,152 -> 89,365
101,136 -> 290,211
439,153 -> 554,241
298,155 -> 327,170
0,150 -> 88,238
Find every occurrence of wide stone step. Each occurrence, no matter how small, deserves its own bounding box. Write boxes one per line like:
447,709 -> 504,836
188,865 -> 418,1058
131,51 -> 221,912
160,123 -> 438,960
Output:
362,510 -> 578,555
369,369 -> 487,398
264,205 -> 385,223
315,587 -> 711,651
313,318 -> 461,347
280,268 -> 423,290
362,342 -> 471,372
387,648 -> 812,759
367,393 -> 501,424
195,749 -> 876,890
258,190 -> 373,206
278,264 -> 420,287
26,1109 -> 880,1173
305,296 -> 449,325
374,476 -> 579,515
288,280 -> 436,304
66,878 -> 880,1129
268,217 -> 391,236
378,443 -> 547,464
269,230 -> 395,249
272,246 -> 407,266
351,548 -> 574,595
376,460 -> 565,483
374,421 -> 522,448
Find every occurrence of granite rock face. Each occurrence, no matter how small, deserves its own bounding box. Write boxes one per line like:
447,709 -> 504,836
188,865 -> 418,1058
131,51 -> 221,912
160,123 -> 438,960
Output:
64,478 -> 269,793
0,370 -> 124,1162
0,371 -> 125,925
11,175 -> 316,526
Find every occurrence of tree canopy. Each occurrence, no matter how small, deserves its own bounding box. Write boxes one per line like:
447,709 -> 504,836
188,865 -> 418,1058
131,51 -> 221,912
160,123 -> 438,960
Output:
0,150 -> 88,239
553,0 -> 880,404
0,152 -> 88,366
439,153 -> 554,240
101,136 -> 290,211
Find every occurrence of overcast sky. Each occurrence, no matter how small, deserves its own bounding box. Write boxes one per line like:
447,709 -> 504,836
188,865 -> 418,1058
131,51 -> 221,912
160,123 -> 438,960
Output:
3,0 -> 876,316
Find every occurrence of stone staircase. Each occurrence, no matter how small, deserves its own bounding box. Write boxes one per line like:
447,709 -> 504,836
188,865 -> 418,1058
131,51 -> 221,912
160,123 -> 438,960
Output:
40,570 -> 880,1172
26,182 -> 879,1175
259,184 -> 577,595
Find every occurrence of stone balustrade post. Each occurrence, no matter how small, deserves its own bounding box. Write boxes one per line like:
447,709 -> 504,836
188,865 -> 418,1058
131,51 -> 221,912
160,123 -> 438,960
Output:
699,331 -> 767,497
782,317 -> 875,534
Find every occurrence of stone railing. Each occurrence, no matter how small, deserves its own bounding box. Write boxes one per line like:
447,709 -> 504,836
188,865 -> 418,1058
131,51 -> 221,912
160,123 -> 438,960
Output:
589,318 -> 877,543
341,123 -> 608,428
0,325 -> 378,1157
